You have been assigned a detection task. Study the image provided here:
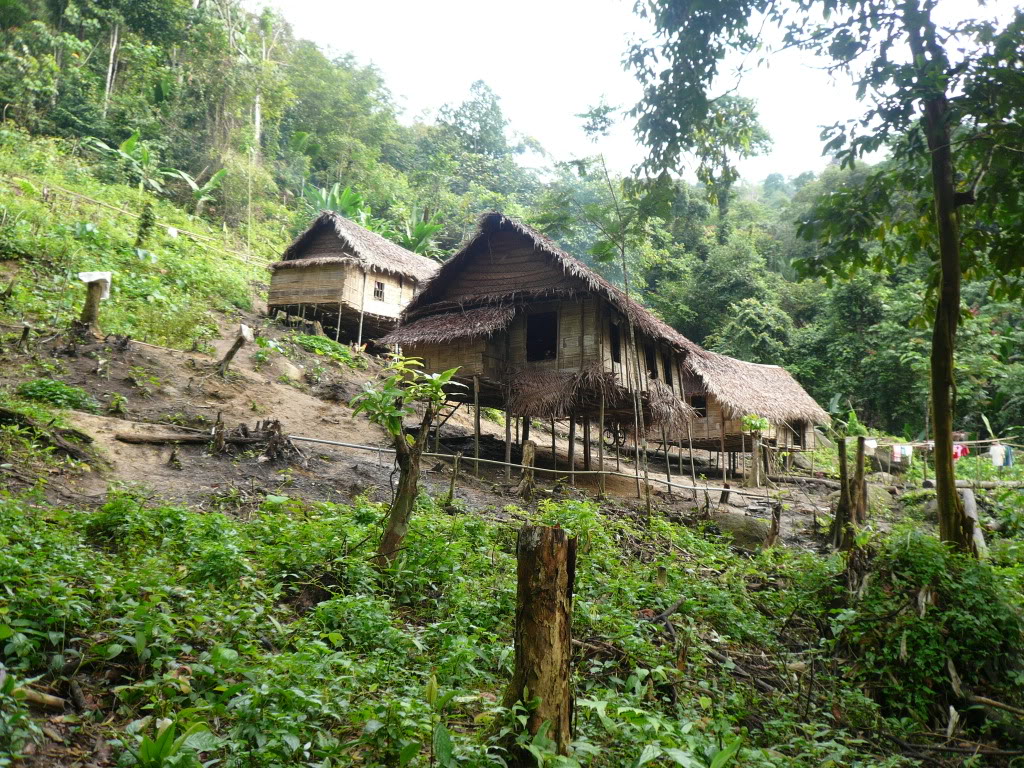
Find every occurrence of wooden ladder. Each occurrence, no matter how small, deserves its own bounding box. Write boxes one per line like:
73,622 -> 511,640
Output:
432,400 -> 463,451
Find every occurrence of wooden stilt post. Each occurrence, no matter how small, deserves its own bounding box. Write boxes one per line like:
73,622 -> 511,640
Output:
551,418 -> 557,477
583,419 -> 592,471
522,415 -> 530,444
502,525 -> 576,760
356,270 -> 368,348
686,420 -> 698,501
661,425 -> 672,489
505,408 -> 513,483
473,375 -> 481,477
598,394 -> 606,496
720,412 -> 727,480
568,416 -> 577,486
334,301 -> 343,341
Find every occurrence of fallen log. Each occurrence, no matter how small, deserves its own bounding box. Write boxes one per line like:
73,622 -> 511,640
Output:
769,474 -> 841,490
924,478 -> 1024,489
115,432 -> 263,445
0,406 -> 94,462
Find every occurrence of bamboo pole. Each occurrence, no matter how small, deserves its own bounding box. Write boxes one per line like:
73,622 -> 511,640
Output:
505,409 -> 513,483
568,416 -> 577,487
598,394 -> 606,496
551,418 -> 557,476
473,375 -> 481,477
356,270 -> 368,347
661,425 -> 672,488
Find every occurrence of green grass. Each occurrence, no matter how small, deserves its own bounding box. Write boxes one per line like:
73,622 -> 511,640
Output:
1,486 -> 968,768
0,128 -> 284,349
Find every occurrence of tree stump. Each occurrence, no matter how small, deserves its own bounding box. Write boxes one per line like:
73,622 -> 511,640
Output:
502,525 -> 576,762
74,278 -> 107,339
217,324 -> 254,376
516,440 -> 537,500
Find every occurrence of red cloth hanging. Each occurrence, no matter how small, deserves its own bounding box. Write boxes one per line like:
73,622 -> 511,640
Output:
952,443 -> 970,460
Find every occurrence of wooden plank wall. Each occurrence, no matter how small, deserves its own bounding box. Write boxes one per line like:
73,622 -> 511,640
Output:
410,339 -> 487,377
341,268 -> 413,320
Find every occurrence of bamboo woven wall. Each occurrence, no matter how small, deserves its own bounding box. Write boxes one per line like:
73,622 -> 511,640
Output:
505,297 -> 601,373
268,262 -> 349,306
597,307 -> 684,398
412,339 -> 487,378
340,269 -> 413,320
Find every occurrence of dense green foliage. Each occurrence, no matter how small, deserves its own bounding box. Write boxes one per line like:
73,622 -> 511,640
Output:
8,485 -> 1001,767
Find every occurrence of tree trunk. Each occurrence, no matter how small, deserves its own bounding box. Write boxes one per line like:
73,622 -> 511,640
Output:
832,438 -> 853,550
517,440 -> 536,500
906,0 -> 974,556
502,525 -> 576,762
853,436 -> 868,525
75,280 -> 105,339
376,408 -> 433,565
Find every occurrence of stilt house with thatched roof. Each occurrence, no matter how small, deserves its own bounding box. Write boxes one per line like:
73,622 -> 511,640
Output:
268,211 -> 439,343
383,212 -> 697,433
384,212 -> 828,467
681,349 -> 830,452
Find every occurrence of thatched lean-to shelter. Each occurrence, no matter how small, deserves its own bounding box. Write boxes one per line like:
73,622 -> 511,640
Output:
681,349 -> 831,452
268,211 -> 439,343
383,212 -> 695,432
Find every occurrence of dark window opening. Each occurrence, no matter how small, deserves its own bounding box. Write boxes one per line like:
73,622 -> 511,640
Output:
792,421 -> 806,447
662,351 -> 674,387
526,311 -> 558,362
690,395 -> 708,418
645,344 -> 658,379
373,281 -> 385,301
609,322 -> 621,363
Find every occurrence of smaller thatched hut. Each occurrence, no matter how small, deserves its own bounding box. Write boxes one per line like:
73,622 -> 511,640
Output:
268,211 -> 439,343
681,349 -> 830,451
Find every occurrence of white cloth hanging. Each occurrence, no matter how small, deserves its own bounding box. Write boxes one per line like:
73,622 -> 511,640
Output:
77,271 -> 112,299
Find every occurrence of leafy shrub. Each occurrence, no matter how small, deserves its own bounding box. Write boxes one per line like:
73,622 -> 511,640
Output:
313,594 -> 410,654
16,378 -> 98,412
291,334 -> 367,369
834,528 -> 1024,719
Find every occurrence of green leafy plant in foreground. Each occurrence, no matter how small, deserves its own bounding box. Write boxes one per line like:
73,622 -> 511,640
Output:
16,378 -> 98,412
291,334 -> 367,369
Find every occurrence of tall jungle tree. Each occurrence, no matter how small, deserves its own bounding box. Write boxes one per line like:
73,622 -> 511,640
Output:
628,0 -> 1024,555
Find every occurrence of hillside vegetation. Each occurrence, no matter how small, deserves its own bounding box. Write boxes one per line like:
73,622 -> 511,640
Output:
1,1 -> 1024,767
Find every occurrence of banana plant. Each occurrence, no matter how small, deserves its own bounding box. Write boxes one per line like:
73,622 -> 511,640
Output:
85,131 -> 166,195
396,207 -> 444,257
164,168 -> 228,216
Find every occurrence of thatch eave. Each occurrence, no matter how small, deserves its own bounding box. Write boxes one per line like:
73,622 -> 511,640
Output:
686,349 -> 830,427
279,211 -> 439,283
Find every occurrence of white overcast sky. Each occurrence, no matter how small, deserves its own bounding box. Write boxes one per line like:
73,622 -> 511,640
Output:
258,0 -> 1017,183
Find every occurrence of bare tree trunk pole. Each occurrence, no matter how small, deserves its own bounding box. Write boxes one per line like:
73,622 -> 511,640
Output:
568,416 -> 576,487
217,324 -> 253,376
76,279 -> 106,339
832,438 -> 853,550
598,394 -> 606,496
853,436 -> 867,525
517,440 -> 537,500
502,525 -> 576,763
473,375 -> 481,477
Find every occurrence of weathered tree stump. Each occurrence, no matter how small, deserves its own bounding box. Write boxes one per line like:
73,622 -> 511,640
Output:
516,440 -> 537,500
502,525 -> 576,763
73,278 -> 107,339
217,324 -> 254,376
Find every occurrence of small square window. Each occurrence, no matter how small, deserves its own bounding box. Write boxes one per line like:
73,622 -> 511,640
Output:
526,311 -> 558,362
645,344 -> 658,379
373,281 -> 385,300
690,395 -> 708,418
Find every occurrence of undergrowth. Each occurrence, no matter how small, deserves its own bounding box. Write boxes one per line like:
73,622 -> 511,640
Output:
7,486 -> 1019,767
0,128 -> 276,349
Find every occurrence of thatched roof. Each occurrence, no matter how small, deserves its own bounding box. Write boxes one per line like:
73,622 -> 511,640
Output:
397,212 -> 701,351
685,349 -> 830,426
383,305 -> 514,346
270,211 -> 439,283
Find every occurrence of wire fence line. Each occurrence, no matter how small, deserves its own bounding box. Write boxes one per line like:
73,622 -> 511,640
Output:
288,434 -> 782,503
